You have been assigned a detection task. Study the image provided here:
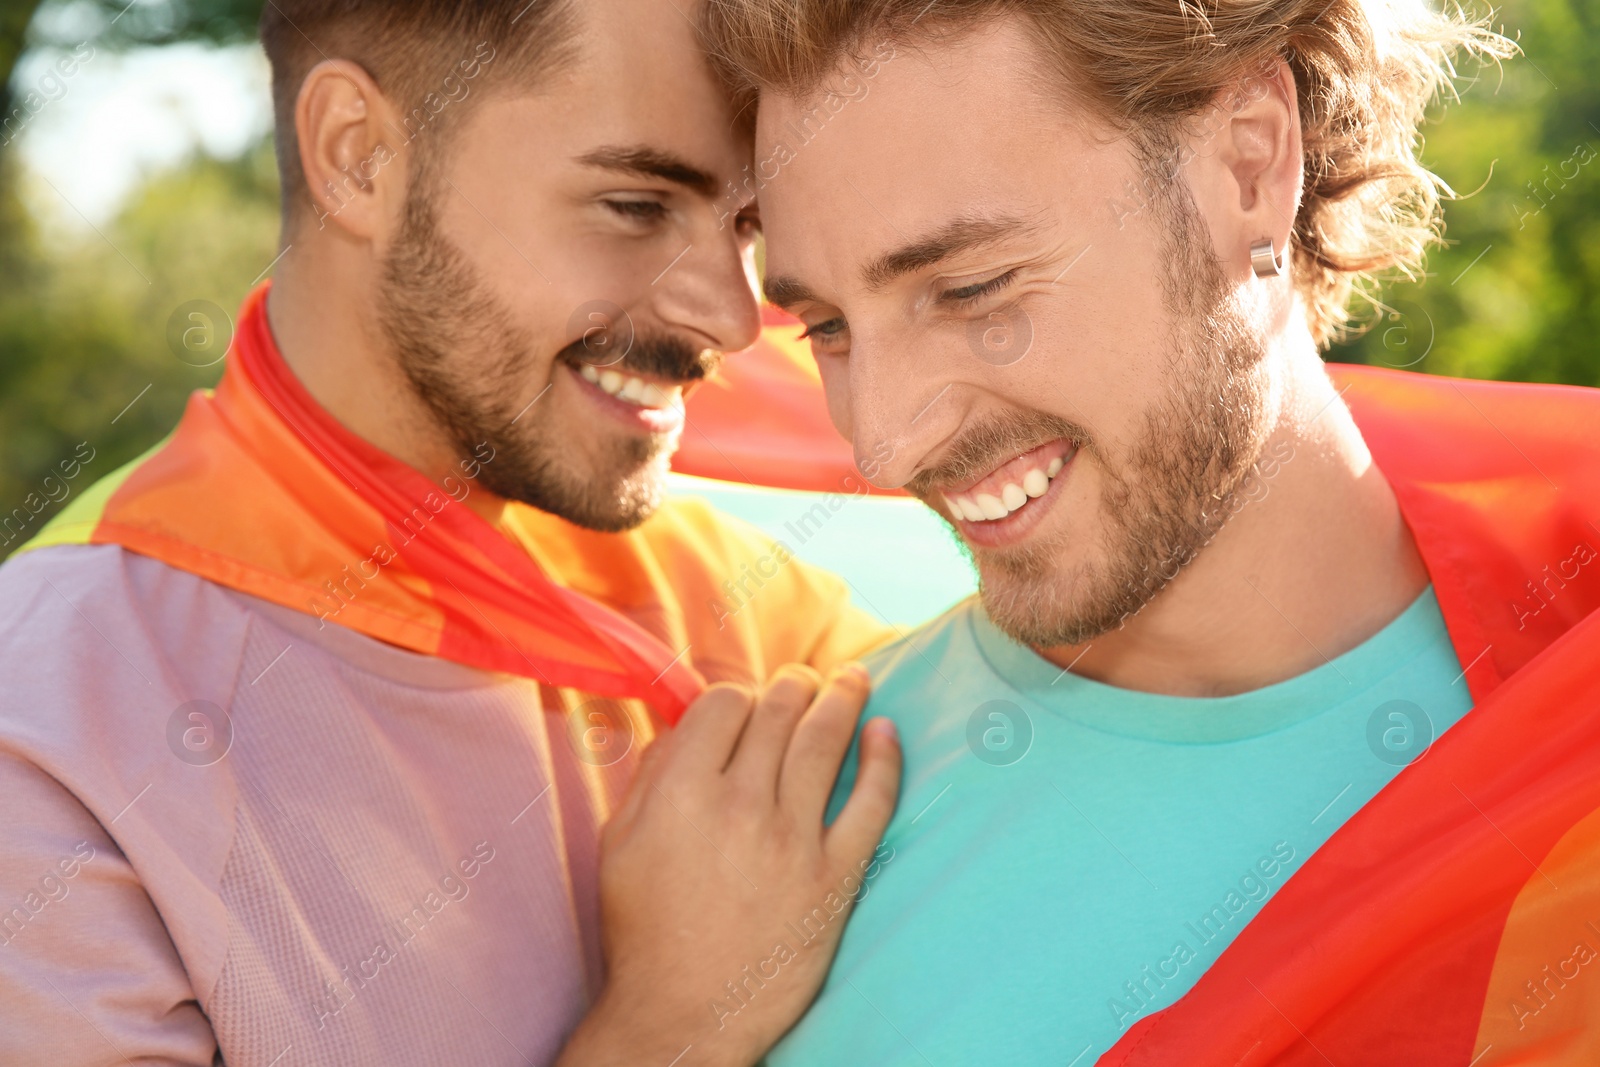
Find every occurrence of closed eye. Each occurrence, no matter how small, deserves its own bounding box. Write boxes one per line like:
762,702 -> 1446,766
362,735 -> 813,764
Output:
798,317 -> 847,341
939,270 -> 1017,305
604,199 -> 668,222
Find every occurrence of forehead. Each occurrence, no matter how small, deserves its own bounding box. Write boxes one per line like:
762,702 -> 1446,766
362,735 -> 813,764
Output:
568,0 -> 716,102
757,20 -> 1118,283
488,0 -> 748,175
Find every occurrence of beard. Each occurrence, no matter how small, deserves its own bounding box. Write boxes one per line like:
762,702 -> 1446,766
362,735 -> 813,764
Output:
376,190 -> 720,533
912,172 -> 1275,648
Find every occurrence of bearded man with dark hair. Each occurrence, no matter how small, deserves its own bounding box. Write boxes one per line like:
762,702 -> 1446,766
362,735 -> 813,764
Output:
0,2 -> 908,1065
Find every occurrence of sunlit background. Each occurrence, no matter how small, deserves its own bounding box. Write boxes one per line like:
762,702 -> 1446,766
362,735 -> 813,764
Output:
2,0 -> 1596,565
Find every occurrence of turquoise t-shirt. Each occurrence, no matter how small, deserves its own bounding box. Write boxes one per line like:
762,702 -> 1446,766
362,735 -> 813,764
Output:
765,587 -> 1471,1066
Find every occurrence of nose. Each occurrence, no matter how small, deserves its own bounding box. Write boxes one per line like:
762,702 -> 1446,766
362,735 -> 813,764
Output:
651,228 -> 763,356
845,331 -> 962,491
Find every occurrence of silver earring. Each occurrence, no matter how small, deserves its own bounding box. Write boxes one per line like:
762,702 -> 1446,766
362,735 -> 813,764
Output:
1250,239 -> 1286,278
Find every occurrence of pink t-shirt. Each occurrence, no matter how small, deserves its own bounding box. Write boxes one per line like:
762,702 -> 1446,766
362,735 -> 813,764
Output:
0,544 -> 655,1065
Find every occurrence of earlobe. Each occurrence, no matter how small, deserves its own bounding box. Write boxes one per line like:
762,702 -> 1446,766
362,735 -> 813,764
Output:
296,59 -> 399,239
1211,59 -> 1303,278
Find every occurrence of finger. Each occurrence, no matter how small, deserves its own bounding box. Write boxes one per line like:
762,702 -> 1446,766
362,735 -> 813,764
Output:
609,732 -> 671,834
824,717 -> 901,868
777,663 -> 871,822
725,664 -> 823,799
663,681 -> 757,778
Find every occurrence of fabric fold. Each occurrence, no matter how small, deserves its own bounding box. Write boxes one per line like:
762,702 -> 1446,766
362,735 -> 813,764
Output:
28,285 -> 707,719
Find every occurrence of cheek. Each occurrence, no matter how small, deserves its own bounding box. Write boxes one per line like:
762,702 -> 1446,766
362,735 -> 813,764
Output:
1025,298 -> 1167,438
816,353 -> 854,439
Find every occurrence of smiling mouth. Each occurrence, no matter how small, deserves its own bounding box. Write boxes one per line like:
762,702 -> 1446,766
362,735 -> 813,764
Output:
939,439 -> 1077,524
573,363 -> 685,411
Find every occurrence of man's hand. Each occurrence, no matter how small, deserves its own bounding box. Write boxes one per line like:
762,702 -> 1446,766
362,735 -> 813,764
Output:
556,664 -> 902,1067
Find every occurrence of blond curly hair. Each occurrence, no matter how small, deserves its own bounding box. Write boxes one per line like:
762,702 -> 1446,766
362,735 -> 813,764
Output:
704,0 -> 1514,346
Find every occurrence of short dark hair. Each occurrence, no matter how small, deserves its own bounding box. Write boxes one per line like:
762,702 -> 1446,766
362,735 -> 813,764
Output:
259,0 -> 577,226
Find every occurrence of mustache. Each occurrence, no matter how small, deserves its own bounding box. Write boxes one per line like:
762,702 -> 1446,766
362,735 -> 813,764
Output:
906,409 -> 1089,498
559,332 -> 723,383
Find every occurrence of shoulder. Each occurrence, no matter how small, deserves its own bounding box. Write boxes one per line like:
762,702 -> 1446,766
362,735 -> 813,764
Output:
647,491 -> 853,608
859,597 -> 993,731
647,492 -> 786,558
1339,366 -> 1600,485
0,545 -> 252,778
817,598 -> 994,822
0,543 -> 254,674
862,597 -> 983,678
0,546 -> 227,1063
647,493 -> 894,677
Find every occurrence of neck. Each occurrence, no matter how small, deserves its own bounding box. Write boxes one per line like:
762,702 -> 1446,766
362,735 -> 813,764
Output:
1040,325 -> 1429,697
264,232 -> 507,523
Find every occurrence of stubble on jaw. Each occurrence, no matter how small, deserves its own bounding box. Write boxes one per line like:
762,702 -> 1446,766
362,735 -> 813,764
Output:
951,149 -> 1276,648
377,189 -> 712,533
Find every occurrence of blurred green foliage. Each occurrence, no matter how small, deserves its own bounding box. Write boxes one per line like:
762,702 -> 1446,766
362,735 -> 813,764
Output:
1331,0 -> 1600,383
0,0 -> 279,556
0,0 -> 1596,560
3,0 -> 261,117
23,0 -> 260,54
0,140 -> 280,555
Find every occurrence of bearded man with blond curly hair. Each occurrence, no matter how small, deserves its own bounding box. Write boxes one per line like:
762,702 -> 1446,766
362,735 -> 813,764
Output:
701,0 -> 1600,1063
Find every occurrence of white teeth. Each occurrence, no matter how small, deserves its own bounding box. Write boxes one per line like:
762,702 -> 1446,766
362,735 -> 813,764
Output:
975,493 -> 1009,521
583,364 -> 681,410
946,453 -> 1071,524
950,496 -> 978,522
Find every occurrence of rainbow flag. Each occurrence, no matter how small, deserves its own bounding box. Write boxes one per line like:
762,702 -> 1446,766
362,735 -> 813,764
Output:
695,318 -> 1600,1061
23,286 -> 1600,1060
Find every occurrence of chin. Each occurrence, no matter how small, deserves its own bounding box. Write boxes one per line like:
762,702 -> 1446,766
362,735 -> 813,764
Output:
976,548 -> 1155,649
554,457 -> 672,533
602,455 -> 674,530
481,438 -> 674,534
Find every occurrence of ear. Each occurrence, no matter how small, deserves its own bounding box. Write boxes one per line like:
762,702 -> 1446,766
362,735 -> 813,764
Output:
295,59 -> 407,240
1185,58 -> 1304,281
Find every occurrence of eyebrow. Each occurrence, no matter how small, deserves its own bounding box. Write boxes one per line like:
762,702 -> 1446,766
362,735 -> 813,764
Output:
575,145 -> 720,197
764,211 -> 1046,311
763,275 -> 823,310
860,213 -> 1044,291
